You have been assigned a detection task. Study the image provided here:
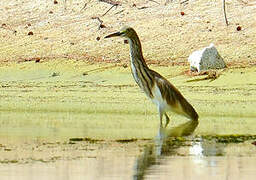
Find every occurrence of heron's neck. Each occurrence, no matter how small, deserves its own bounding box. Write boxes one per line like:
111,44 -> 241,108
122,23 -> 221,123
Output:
128,37 -> 148,68
127,35 -> 154,98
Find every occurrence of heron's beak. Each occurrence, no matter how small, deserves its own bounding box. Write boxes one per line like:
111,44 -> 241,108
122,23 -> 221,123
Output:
105,31 -> 122,38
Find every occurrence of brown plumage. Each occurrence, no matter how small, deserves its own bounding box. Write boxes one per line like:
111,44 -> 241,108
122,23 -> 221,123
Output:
105,27 -> 198,127
151,70 -> 198,121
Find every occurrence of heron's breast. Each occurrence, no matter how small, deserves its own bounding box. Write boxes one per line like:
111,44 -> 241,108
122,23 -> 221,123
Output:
151,83 -> 184,114
151,84 -> 168,110
131,62 -> 145,90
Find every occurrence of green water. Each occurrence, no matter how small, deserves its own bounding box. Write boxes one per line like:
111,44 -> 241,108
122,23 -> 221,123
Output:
0,60 -> 256,140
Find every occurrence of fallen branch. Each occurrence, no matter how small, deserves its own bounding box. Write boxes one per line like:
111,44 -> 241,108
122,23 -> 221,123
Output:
92,16 -> 103,24
180,0 -> 189,5
137,6 -> 149,10
99,0 -> 120,16
80,2 -> 87,11
115,9 -> 124,15
91,16 -> 106,29
149,0 -> 160,5
102,4 -> 117,16
99,0 -> 120,6
223,0 -> 228,26
186,70 -> 224,82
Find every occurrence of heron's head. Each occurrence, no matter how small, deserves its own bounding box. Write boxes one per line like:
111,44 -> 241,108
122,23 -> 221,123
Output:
105,27 -> 137,39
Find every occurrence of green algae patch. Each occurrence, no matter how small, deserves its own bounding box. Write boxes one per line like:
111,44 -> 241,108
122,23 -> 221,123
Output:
0,60 -> 256,140
199,135 -> 256,144
116,138 -> 138,143
165,137 -> 188,147
0,160 -> 19,164
69,137 -> 103,143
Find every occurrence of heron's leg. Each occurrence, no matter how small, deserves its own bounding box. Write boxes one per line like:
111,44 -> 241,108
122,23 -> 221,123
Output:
158,107 -> 164,128
164,113 -> 170,128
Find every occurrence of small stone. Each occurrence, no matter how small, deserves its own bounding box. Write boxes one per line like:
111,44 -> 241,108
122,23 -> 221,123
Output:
99,24 -> 106,28
49,11 -> 53,14
27,23 -> 31,26
35,58 -> 40,63
28,31 -> 33,35
188,43 -> 226,72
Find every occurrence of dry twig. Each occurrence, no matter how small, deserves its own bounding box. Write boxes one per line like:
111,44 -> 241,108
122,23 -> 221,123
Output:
99,0 -> 120,6
102,4 -> 117,16
223,0 -> 228,26
186,70 -> 224,82
91,16 -> 106,29
99,0 -> 120,16
81,2 -> 87,11
180,0 -> 189,5
149,0 -> 160,5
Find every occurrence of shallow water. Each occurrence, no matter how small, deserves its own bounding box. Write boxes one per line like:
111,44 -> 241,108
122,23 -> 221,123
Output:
133,121 -> 256,179
1,124 -> 256,180
2,156 -> 256,180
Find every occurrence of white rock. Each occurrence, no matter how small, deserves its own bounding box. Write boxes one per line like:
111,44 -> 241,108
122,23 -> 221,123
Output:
188,43 -> 226,72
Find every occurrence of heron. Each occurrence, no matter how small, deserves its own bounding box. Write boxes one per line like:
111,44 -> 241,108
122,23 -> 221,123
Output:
105,27 -> 198,127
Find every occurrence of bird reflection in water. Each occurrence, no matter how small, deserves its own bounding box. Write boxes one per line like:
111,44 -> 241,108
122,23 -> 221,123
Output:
134,120 -> 199,180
